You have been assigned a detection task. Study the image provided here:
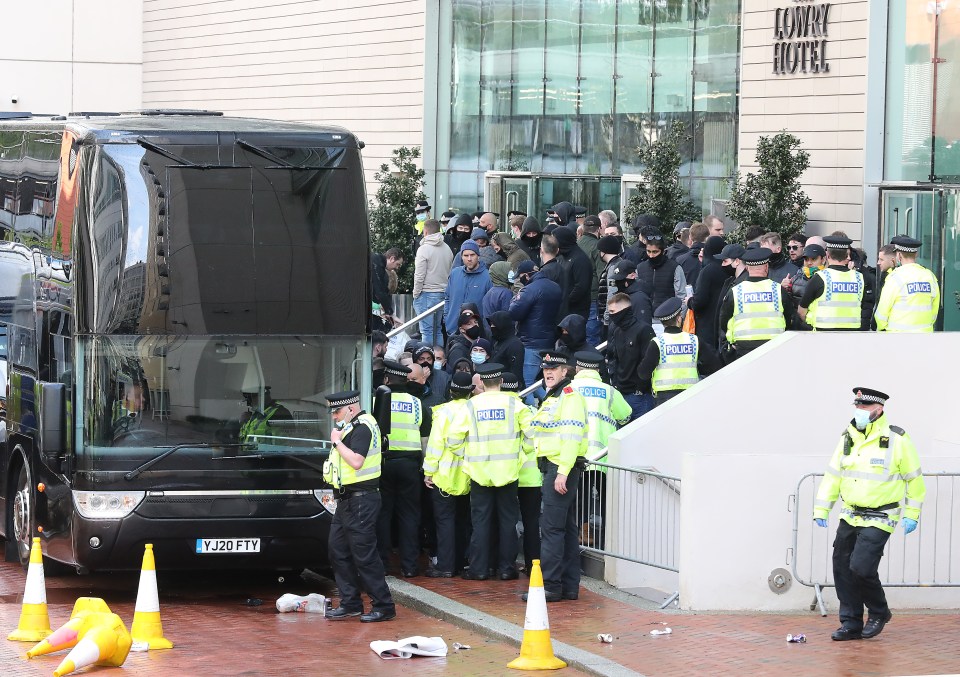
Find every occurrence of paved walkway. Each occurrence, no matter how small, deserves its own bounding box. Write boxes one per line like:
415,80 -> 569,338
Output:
407,572 -> 960,677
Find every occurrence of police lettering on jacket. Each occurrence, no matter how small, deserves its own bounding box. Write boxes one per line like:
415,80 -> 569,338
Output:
907,281 -> 932,294
579,386 -> 608,399
831,281 -> 861,294
742,291 -> 775,303
391,400 -> 414,414
476,408 -> 507,421
663,343 -> 695,356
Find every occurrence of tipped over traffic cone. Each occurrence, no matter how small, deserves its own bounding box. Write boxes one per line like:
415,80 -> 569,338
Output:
130,544 -> 173,649
52,612 -> 132,677
507,560 -> 566,671
8,537 -> 52,642
26,598 -> 112,658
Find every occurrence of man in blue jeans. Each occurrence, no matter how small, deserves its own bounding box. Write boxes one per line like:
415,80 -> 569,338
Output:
509,260 -> 561,403
413,219 -> 453,345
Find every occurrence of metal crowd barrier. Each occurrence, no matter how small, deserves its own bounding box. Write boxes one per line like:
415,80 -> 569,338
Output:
790,472 -> 960,616
385,301 -> 445,341
577,458 -> 681,608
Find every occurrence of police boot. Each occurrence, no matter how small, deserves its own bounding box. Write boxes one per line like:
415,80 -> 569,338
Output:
862,612 -> 892,639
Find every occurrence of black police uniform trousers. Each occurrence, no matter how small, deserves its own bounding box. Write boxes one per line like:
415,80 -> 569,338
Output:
430,488 -> 471,574
468,480 -> 519,575
541,465 -> 583,595
833,519 -> 891,630
377,454 -> 422,573
328,490 -> 395,614
518,486 -> 542,571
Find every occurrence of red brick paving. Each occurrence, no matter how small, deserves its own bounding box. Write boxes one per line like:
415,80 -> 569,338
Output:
0,561 -> 585,677
412,573 -> 960,677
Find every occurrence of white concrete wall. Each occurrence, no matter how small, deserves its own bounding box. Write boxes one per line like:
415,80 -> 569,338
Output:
141,0 -> 427,196
739,0 -> 870,241
608,332 -> 960,611
0,1 -> 143,114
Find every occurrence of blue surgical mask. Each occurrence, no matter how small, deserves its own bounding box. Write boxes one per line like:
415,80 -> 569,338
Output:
852,408 -> 872,430
334,419 -> 347,430
508,270 -> 516,284
416,212 -> 427,222
470,351 -> 486,365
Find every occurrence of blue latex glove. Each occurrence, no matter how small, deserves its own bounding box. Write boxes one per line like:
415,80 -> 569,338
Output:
902,518 -> 918,534
814,518 -> 828,528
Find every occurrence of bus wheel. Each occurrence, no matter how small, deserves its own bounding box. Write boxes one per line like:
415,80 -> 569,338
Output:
5,463 -> 33,569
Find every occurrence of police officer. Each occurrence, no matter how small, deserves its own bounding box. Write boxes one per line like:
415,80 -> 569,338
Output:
874,235 -> 941,332
638,298 -> 721,406
448,363 -> 532,580
323,390 -> 396,622
813,387 -> 925,641
528,351 -> 588,602
718,247 -> 794,362
422,372 -> 475,578
797,235 -> 865,330
377,360 -> 432,577
571,350 -> 630,549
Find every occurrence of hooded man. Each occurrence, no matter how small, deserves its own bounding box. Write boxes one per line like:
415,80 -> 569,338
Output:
488,310 -> 526,390
556,314 -> 588,354
688,235 -> 728,349
483,260 -> 514,319
517,216 -> 543,265
491,232 -> 530,271
443,241 -> 492,336
445,214 -> 474,254
553,226 -> 594,321
551,202 -> 578,229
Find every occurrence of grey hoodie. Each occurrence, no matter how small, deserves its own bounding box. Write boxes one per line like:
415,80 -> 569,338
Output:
413,231 -> 454,296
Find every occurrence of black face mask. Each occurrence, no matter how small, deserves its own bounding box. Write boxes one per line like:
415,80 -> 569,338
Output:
559,333 -> 575,347
464,325 -> 481,340
407,382 -> 426,397
372,369 -> 385,385
615,279 -> 631,293
723,265 -> 735,277
647,252 -> 665,268
610,308 -> 633,326
454,229 -> 470,242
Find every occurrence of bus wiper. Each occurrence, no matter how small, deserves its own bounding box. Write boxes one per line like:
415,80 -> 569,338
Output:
124,443 -> 248,480
216,447 -> 330,475
235,138 -> 344,171
136,137 -> 197,166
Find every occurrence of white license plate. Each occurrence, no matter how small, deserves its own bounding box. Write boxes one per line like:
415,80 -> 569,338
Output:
195,538 -> 261,554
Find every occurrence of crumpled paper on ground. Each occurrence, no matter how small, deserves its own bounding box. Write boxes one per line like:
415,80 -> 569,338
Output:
369,636 -> 448,659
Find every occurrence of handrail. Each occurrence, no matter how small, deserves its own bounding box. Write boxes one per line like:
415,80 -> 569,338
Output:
518,340 -> 608,397
386,301 -> 445,338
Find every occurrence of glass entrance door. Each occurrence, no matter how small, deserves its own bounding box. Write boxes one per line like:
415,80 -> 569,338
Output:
880,188 -> 960,330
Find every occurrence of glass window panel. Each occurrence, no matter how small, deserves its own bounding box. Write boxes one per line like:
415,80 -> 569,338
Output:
544,0 -> 581,174
512,0 -> 546,172
579,0 -> 617,174
481,0 -> 516,171
450,0 -> 483,171
616,0 -> 654,173
652,0 -> 696,170
933,6 -> 960,180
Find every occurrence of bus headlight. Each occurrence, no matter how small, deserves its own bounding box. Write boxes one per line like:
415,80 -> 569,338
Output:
73,491 -> 145,519
313,489 -> 337,515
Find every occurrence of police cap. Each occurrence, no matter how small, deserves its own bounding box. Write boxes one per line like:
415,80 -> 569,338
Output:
415,200 -> 431,213
823,235 -> 853,250
501,372 -> 520,392
574,350 -> 604,369
449,372 -> 475,393
383,360 -> 411,379
538,350 -> 573,368
741,247 -> 773,266
475,362 -> 504,380
440,210 -> 456,224
508,210 -> 527,218
326,390 -> 360,410
852,387 -> 889,405
653,297 -> 684,322
574,205 -> 587,217
890,235 -> 922,253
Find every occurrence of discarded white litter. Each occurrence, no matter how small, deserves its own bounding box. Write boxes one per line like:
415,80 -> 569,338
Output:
597,633 -> 614,643
370,636 -> 448,659
452,642 -> 471,651
649,621 -> 669,626
650,628 -> 673,636
276,593 -> 327,613
130,642 -> 150,653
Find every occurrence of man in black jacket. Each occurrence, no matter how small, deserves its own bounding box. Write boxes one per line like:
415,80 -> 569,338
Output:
688,236 -> 728,349
610,260 -> 653,329
517,216 -> 543,265
636,232 -> 686,310
552,226 -> 593,320
371,248 -> 404,323
597,234 -> 624,338
487,311 -> 527,390
605,293 -> 656,421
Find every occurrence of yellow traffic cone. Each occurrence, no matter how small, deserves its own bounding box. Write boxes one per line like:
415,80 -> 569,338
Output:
26,598 -> 112,658
507,560 -> 567,671
52,612 -> 132,677
8,537 -> 52,642
130,544 -> 173,649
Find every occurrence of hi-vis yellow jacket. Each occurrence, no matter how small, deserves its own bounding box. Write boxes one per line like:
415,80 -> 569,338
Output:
423,399 -> 471,496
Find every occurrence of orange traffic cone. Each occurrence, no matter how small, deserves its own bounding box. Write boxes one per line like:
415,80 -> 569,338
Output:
130,544 -> 173,649
52,612 -> 132,677
507,559 -> 566,671
26,597 -> 112,658
8,537 -> 52,642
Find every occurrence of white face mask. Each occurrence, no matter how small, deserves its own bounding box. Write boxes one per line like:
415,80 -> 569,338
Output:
334,418 -> 347,430
416,212 -> 427,222
852,408 -> 872,430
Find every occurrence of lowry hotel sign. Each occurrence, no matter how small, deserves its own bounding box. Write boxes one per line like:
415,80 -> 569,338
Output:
773,0 -> 831,74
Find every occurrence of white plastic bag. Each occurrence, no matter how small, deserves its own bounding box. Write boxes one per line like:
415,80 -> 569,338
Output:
370,636 -> 448,659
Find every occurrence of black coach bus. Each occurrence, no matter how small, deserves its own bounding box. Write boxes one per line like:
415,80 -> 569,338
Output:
0,111 -> 370,571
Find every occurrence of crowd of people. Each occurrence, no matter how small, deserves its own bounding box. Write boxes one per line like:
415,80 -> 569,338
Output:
356,199 -> 941,597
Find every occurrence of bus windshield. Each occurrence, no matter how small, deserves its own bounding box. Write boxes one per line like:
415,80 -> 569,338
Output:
78,334 -> 364,472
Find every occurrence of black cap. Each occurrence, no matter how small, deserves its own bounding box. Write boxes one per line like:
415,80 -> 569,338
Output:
516,260 -> 536,275
653,297 -> 684,322
413,345 -> 435,360
450,372 -> 475,392
458,310 -> 478,326
891,235 -> 921,253
598,235 -> 621,254
440,210 -> 456,223
584,214 -> 602,229
574,205 -> 587,217
415,200 -> 431,213
714,243 -> 745,261
673,221 -> 691,235
574,350 -> 604,369
383,360 -> 411,379
742,247 -> 773,266
611,260 -> 637,281
508,210 -> 527,218
475,362 -> 504,380
802,244 -> 826,259
326,390 -> 360,409
501,372 -> 520,392
538,350 -> 573,368
852,387 -> 889,405
823,235 -> 853,250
